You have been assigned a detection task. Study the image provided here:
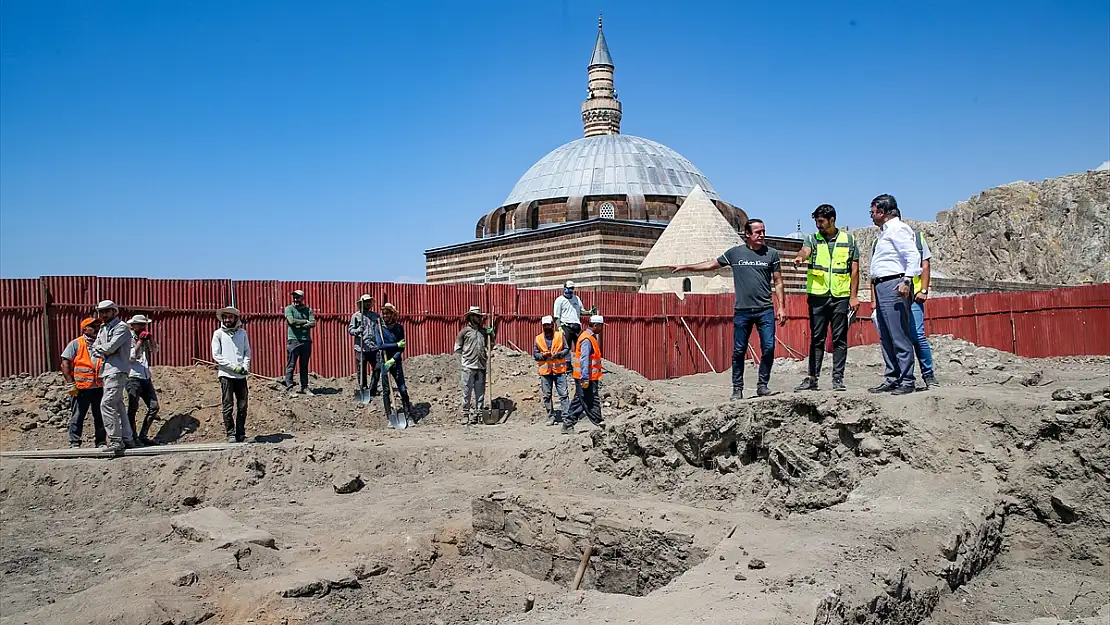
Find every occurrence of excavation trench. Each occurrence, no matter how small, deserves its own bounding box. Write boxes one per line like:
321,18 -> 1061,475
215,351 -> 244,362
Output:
471,492 -> 709,596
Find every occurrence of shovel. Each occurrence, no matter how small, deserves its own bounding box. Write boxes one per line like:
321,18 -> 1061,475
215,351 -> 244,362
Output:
481,322 -> 507,425
355,348 -> 373,405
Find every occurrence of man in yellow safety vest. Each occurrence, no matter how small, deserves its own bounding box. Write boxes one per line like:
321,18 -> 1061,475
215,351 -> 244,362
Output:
792,204 -> 860,391
562,315 -> 605,435
533,316 -> 570,426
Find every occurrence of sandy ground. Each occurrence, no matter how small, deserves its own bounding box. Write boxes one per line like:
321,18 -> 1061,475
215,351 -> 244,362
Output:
0,336 -> 1107,625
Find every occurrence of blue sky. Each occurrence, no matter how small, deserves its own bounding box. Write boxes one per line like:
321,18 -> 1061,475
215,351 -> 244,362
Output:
2,0 -> 1108,281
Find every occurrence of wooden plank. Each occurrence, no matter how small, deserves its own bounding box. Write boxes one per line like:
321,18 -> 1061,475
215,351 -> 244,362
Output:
0,442 -> 250,460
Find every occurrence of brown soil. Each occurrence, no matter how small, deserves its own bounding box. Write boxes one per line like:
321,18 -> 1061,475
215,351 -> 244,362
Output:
1,337 -> 1107,625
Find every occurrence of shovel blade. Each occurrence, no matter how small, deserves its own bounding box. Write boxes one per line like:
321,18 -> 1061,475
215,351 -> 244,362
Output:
388,411 -> 408,429
355,388 -> 373,405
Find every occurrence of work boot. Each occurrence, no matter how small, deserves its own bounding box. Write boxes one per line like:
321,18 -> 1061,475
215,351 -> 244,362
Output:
296,387 -> 307,395
560,422 -> 575,435
104,440 -> 126,454
730,388 -> 744,401
227,434 -> 238,443
794,377 -> 818,392
890,385 -> 915,396
756,385 -> 773,397
69,442 -> 81,449
923,375 -> 939,389
545,413 -> 556,426
831,379 -> 847,392
140,436 -> 159,446
123,439 -> 138,449
868,381 -> 898,393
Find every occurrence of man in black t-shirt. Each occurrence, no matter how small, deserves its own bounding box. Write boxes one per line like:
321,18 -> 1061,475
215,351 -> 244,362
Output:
672,218 -> 786,399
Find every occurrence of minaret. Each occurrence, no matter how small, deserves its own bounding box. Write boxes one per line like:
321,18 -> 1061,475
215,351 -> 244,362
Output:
581,15 -> 622,137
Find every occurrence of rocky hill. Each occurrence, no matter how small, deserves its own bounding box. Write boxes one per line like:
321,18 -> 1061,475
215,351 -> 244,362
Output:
852,170 -> 1109,285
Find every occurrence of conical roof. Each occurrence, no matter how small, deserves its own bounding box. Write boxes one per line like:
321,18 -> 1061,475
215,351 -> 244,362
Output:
590,17 -> 613,66
638,185 -> 743,270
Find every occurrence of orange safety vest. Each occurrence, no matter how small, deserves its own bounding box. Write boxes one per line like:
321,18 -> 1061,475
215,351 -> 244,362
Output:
71,336 -> 102,389
535,332 -> 567,376
572,331 -> 603,382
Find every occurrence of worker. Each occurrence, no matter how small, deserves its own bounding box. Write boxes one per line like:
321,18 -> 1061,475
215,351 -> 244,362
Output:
791,204 -> 860,392
284,289 -> 316,394
454,305 -> 494,424
211,306 -> 252,443
91,300 -> 135,452
867,194 -> 921,395
533,315 -> 570,426
125,314 -> 160,446
61,317 -> 105,448
562,315 -> 605,434
552,280 -> 596,374
348,294 -> 382,399
378,303 -> 413,418
871,207 -> 938,389
671,218 -> 786,400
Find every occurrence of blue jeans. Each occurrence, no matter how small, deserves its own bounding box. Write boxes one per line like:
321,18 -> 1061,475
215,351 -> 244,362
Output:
911,301 -> 935,378
732,307 -> 776,391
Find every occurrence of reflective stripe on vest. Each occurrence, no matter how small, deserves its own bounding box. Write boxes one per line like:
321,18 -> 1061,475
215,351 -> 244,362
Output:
72,336 -> 102,389
535,332 -> 567,376
572,332 -> 603,381
805,231 -> 854,297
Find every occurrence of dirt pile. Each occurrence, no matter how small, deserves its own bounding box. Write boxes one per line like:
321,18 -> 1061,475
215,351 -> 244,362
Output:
1,340 -> 1108,625
0,345 -> 662,451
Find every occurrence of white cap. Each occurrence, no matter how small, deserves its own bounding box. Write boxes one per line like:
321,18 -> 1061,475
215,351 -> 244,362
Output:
95,300 -> 118,311
589,315 -> 604,324
541,315 -> 554,325
291,289 -> 305,297
127,314 -> 152,324
564,280 -> 576,289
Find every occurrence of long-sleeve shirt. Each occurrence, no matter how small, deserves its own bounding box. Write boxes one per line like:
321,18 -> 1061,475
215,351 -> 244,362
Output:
211,326 -> 251,379
284,304 -> 316,341
553,295 -> 586,326
91,317 -> 132,377
454,323 -> 487,371
533,334 -> 570,362
348,311 -> 381,352
379,321 -> 405,360
870,217 -> 922,280
128,332 -> 158,380
576,329 -> 599,379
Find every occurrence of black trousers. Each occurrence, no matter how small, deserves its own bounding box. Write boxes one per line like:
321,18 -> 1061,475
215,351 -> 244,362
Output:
125,377 -> 160,440
355,350 -> 382,394
807,295 -> 850,381
285,339 -> 312,390
219,377 -> 249,440
565,378 -> 603,426
560,323 -> 581,371
68,387 -> 105,446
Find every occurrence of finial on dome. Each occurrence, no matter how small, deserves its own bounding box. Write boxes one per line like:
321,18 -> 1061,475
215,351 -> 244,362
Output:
599,13 -> 603,29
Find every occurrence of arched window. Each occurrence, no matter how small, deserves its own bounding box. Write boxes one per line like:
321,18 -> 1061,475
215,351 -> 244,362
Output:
529,205 -> 540,230
475,216 -> 487,239
497,212 -> 507,235
682,277 -> 692,293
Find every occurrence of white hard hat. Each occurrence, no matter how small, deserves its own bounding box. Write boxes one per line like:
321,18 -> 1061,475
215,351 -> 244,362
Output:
541,315 -> 554,325
564,280 -> 576,289
95,300 -> 118,311
589,315 -> 604,324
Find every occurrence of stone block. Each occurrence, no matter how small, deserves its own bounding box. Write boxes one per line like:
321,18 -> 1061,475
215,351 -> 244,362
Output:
472,498 -> 505,532
171,507 -> 275,549
490,546 -> 553,580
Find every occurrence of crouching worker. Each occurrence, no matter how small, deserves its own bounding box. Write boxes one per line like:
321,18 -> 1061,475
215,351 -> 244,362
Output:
62,317 -> 105,448
211,307 -> 251,443
455,306 -> 494,424
534,316 -> 569,426
562,315 -> 605,434
378,303 -> 413,417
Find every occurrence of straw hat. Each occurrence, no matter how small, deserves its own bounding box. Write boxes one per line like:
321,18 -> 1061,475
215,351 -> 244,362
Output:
127,314 -> 152,325
216,306 -> 241,318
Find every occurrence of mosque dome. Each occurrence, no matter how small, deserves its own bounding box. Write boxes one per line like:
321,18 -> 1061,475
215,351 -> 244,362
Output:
503,135 -> 720,206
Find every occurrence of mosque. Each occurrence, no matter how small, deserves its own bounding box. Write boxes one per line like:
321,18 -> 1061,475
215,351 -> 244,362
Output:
424,18 -> 806,293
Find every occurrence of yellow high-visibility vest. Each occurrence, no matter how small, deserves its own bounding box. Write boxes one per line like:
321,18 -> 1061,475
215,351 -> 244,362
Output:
806,231 -> 855,297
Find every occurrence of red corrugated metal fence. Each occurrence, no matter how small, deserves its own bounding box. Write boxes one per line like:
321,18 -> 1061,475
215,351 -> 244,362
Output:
0,278 -> 1106,379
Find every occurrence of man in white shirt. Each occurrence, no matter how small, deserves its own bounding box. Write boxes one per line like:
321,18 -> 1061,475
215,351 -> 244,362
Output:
552,280 -> 596,374
211,306 -> 252,443
867,194 -> 921,395
125,314 -> 160,446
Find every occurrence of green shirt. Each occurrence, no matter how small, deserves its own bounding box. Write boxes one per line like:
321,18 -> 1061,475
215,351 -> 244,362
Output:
284,304 -> 315,341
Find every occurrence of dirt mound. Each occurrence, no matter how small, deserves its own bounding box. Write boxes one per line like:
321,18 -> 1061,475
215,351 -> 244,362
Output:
0,345 -> 663,451
1,339 -> 1108,625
